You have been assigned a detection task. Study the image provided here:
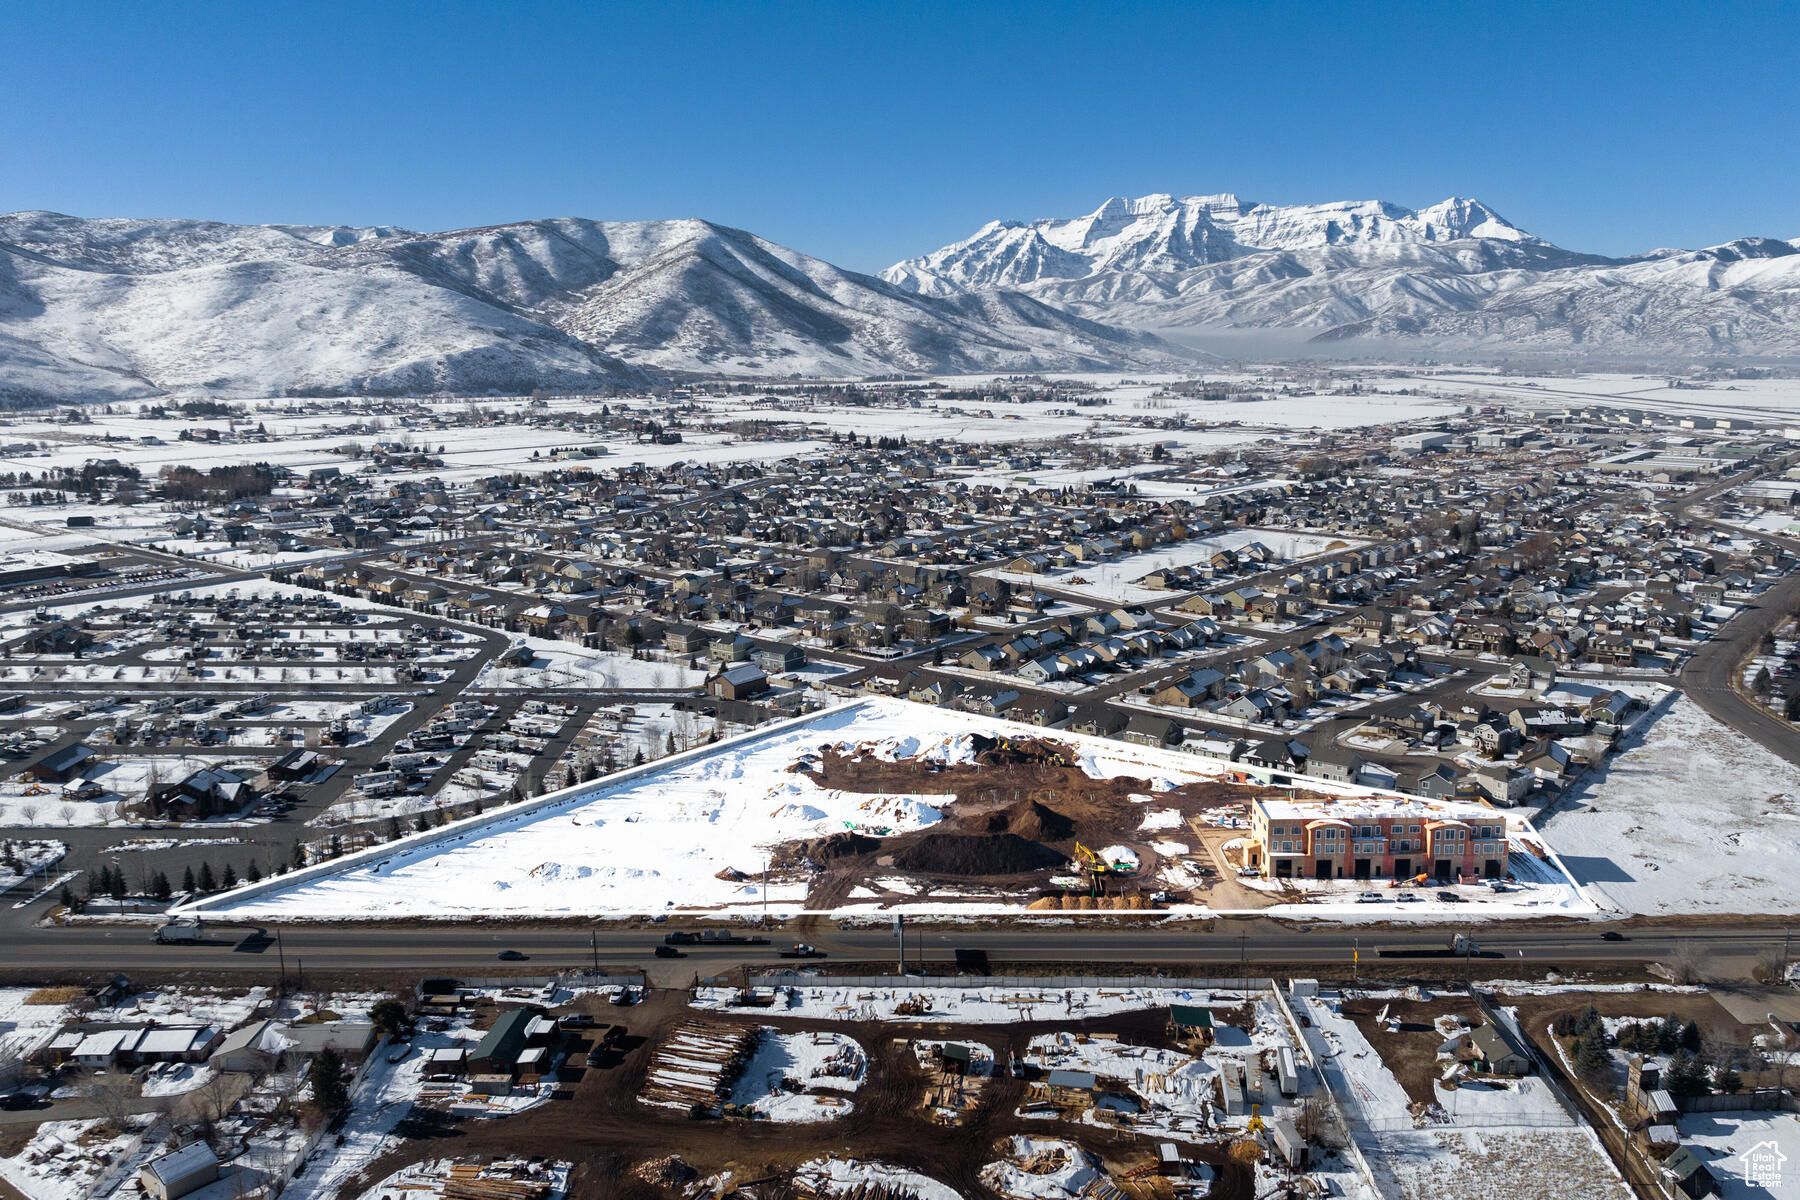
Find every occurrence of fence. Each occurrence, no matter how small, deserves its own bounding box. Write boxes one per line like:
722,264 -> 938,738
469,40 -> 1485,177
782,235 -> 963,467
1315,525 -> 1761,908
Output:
272,1040 -> 382,1198
438,972 -> 646,992
739,973 -> 1274,992
1270,983 -> 1386,1198
1680,1088 -> 1800,1114
1470,987 -> 1581,1126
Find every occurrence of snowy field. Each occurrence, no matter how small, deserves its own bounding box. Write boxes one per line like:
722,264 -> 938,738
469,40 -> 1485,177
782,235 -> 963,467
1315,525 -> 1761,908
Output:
1536,692 -> 1800,915
994,525 -> 1363,604
182,698 -> 1587,920
474,637 -> 704,690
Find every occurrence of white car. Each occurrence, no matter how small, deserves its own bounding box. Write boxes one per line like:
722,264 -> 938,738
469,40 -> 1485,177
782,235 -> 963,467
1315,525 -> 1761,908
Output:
1356,891 -> 1386,903
1394,892 -> 1423,903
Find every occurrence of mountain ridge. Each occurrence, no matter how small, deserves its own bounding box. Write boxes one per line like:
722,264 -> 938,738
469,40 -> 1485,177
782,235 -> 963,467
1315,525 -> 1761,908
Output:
882,193 -> 1800,356
0,210 -> 1200,401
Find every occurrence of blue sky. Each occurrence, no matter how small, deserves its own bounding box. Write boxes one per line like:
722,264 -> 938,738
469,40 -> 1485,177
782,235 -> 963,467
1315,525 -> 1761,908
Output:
7,0 -> 1796,271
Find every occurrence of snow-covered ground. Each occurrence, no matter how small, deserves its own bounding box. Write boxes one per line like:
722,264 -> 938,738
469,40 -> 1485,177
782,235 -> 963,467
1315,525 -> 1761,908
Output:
796,1157 -> 965,1200
1299,989 -> 1629,1200
980,1137 -> 1103,1200
991,526 -> 1363,604
1677,1111 -> 1800,1200
0,987 -> 77,1061
350,1160 -> 570,1200
1537,692 -> 1800,915
182,698 -> 1589,920
695,983 -> 1254,1025
474,637 -> 704,690
0,1118 -> 157,1200
726,1029 -> 865,1122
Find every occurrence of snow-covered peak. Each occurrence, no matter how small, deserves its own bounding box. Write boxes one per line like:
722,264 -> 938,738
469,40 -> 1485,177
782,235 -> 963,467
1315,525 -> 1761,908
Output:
881,191 -> 1542,295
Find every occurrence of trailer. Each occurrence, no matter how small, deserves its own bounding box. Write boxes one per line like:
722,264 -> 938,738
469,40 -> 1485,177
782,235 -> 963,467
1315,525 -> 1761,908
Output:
1276,1047 -> 1299,1097
152,919 -> 205,944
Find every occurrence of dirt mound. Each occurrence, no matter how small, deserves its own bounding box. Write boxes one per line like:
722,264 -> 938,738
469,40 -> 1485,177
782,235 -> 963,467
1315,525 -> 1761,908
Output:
890,833 -> 1064,876
796,831 -> 882,861
967,733 -> 1079,769
976,797 -> 1075,843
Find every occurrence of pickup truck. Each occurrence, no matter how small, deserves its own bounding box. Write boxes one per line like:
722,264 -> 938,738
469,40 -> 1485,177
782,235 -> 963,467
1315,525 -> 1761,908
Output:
778,943 -> 826,959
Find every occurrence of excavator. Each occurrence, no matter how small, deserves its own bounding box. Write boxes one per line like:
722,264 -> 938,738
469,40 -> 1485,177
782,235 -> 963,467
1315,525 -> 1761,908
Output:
1072,842 -> 1138,895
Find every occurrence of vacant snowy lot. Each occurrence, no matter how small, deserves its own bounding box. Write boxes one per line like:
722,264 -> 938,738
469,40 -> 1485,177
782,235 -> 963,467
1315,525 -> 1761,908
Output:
184,698 -> 1587,920
1537,693 -> 1800,915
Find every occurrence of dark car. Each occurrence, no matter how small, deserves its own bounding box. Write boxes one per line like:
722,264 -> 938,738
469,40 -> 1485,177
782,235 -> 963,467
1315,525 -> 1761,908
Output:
1599,930 -> 1626,941
585,1048 -> 607,1068
497,949 -> 528,961
654,945 -> 684,958
1435,890 -> 1463,903
0,1093 -> 41,1111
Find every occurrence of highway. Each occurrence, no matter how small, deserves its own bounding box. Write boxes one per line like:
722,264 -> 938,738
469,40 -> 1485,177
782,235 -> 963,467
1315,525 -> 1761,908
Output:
3,917 -> 1787,978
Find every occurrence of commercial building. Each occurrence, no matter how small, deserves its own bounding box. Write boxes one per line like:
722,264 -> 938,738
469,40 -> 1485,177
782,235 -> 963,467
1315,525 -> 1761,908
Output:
1248,794 -> 1512,881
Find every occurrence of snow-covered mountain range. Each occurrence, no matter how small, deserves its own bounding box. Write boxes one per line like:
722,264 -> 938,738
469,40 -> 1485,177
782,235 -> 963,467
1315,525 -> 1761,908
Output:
884,194 -> 1800,356
5,193 -> 1797,402
0,212 -> 1195,401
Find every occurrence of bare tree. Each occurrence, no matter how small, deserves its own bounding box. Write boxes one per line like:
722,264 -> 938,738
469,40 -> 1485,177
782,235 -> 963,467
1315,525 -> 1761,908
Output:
1664,942 -> 1707,986
18,803 -> 38,826
88,1079 -> 134,1132
1753,948 -> 1789,985
200,1067 -> 236,1125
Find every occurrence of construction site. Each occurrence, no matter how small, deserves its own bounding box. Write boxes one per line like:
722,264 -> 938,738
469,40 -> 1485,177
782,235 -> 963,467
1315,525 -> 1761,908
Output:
787,731 -> 1258,912
312,977 -> 1300,1200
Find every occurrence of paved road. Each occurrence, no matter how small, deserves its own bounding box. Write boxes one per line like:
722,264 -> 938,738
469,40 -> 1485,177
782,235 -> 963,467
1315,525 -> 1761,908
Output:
1671,466 -> 1800,767
2,918 -> 1785,977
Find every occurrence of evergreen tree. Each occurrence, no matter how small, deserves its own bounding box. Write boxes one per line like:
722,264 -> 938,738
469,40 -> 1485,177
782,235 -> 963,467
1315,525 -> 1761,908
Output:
368,998 -> 408,1041
308,1046 -> 349,1116
58,883 -> 77,911
1713,1062 -> 1742,1093
292,842 -> 307,869
386,816 -> 402,841
1680,1020 -> 1702,1053
1573,1029 -> 1612,1081
246,860 -> 262,884
108,868 -> 127,900
198,863 -> 217,892
221,864 -> 238,889
414,813 -> 430,833
182,865 -> 196,894
151,872 -> 172,901
1666,1051 -> 1709,1097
